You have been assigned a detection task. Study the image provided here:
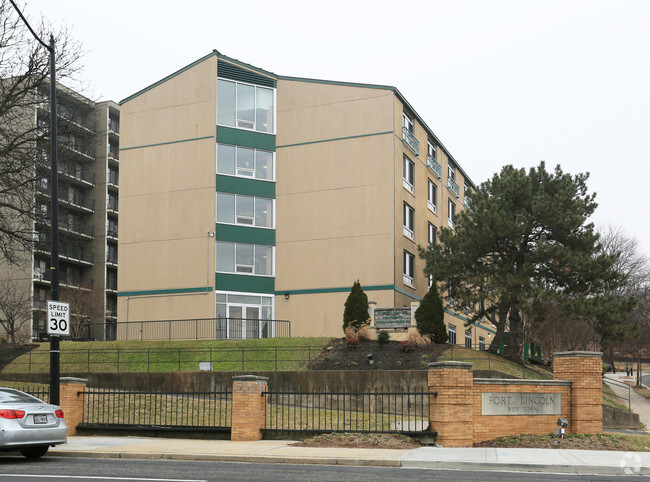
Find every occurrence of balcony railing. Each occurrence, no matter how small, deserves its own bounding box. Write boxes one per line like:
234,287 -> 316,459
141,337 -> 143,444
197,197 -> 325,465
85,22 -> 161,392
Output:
107,253 -> 118,264
464,195 -> 472,209
427,154 -> 442,178
447,177 -> 460,198
402,126 -> 419,154
108,118 -> 120,134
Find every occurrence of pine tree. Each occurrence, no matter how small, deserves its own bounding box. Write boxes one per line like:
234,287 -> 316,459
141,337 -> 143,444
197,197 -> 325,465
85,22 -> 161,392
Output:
415,284 -> 448,344
419,162 -> 634,358
342,280 -> 369,332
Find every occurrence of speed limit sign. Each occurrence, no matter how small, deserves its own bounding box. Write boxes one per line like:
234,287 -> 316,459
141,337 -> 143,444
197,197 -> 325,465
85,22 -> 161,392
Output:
47,301 -> 70,336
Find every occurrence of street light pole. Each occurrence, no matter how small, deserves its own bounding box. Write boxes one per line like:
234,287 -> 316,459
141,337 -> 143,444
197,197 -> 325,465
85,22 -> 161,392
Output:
9,1 -> 60,405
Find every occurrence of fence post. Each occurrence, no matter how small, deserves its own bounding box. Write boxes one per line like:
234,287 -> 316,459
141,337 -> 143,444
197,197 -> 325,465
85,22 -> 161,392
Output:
553,351 -> 602,434
59,377 -> 87,436
231,375 -> 268,441
428,361 -> 474,447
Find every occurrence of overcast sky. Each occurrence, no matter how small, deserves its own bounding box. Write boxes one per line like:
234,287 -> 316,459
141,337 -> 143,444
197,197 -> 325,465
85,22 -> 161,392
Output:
25,0 -> 650,257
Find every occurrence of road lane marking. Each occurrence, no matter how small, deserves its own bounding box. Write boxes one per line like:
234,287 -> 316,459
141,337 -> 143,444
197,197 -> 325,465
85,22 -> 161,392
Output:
0,476 -> 206,482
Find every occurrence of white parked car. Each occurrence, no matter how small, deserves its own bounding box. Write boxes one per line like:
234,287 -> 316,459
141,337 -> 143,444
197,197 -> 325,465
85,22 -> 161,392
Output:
0,388 -> 67,459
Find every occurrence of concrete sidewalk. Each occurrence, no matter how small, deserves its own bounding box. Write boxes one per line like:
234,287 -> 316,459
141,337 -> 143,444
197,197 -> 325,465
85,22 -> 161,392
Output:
604,372 -> 650,429
49,435 -> 650,476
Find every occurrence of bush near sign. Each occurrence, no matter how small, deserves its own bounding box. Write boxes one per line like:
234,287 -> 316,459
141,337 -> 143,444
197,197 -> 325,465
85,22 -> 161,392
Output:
482,392 -> 562,415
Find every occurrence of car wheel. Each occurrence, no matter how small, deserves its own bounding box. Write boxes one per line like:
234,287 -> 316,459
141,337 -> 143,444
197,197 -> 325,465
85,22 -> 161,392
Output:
20,446 -> 49,459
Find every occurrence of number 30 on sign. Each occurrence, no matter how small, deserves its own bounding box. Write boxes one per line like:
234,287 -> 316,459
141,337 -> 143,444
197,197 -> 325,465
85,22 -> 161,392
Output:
47,301 -> 70,336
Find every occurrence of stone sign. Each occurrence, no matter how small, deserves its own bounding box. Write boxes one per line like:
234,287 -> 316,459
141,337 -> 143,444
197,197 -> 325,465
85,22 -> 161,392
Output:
374,308 -> 411,326
481,392 -> 561,415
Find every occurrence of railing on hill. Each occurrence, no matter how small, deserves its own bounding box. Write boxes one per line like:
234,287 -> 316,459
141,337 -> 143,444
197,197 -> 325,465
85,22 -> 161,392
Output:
603,376 -> 631,411
264,388 -> 431,434
80,387 -> 232,431
8,346 -> 326,374
33,317 -> 291,342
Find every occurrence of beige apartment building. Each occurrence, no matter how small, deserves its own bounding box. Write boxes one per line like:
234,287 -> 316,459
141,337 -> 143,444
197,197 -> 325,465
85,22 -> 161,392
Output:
118,51 -> 496,344
0,86 -> 120,342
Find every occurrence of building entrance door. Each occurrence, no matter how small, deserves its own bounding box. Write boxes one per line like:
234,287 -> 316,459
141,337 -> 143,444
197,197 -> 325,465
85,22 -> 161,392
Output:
227,305 -> 262,339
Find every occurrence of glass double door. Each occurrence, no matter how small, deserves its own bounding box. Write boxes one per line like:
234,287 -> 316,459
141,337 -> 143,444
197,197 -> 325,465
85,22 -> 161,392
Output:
228,305 -> 261,339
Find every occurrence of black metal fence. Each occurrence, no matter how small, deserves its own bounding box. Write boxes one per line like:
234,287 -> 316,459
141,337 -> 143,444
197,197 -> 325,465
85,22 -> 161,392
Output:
80,388 -> 232,431
603,377 -> 631,411
16,385 -> 50,403
12,346 -> 323,374
34,318 -> 291,342
264,389 -> 431,434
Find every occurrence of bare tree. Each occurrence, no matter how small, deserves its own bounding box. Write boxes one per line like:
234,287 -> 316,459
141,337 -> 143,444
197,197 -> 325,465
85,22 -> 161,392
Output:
59,285 -> 101,340
0,278 -> 32,343
0,0 -> 83,264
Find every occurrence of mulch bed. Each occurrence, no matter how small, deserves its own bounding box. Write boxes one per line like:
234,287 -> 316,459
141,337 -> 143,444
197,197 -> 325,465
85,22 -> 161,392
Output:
474,433 -> 631,450
307,339 -> 450,370
294,432 -> 423,449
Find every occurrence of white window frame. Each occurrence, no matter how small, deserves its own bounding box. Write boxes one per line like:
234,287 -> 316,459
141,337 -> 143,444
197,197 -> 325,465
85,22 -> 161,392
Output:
448,199 -> 456,230
479,337 -> 486,351
217,78 -> 277,135
403,156 -> 414,193
465,330 -> 472,348
428,179 -> 437,214
403,250 -> 415,287
216,242 -> 275,277
448,163 -> 456,181
427,140 -> 436,159
403,202 -> 414,240
448,324 -> 457,344
216,193 -> 275,229
428,222 -> 436,246
216,144 -> 276,182
403,111 -> 414,133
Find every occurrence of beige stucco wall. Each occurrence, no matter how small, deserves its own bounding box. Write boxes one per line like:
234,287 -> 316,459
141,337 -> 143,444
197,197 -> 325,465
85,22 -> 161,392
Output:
275,80 -> 397,336
118,57 -> 218,323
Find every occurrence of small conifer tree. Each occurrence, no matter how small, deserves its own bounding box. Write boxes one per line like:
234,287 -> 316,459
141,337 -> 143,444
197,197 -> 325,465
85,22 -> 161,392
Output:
415,284 -> 448,344
342,280 -> 369,332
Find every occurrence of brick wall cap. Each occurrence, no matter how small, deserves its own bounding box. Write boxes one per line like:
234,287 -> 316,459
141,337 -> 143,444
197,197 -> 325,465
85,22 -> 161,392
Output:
59,377 -> 88,384
232,375 -> 269,382
553,351 -> 602,358
428,361 -> 473,369
474,378 -> 571,386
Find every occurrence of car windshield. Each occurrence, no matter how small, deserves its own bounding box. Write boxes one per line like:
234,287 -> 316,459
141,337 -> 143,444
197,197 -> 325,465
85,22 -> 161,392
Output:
0,389 -> 43,404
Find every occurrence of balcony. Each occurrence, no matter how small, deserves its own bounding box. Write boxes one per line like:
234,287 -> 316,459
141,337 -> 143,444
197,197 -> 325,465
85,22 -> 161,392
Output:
427,154 -> 442,179
447,177 -> 460,198
107,229 -> 118,239
108,118 -> 120,135
402,127 -> 419,155
464,195 -> 472,209
60,192 -> 95,213
106,253 -> 118,265
59,220 -> 94,238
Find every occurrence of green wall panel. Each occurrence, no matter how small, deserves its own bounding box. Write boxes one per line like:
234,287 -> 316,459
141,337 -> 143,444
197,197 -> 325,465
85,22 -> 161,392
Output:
215,224 -> 275,246
216,175 -> 275,198
216,126 -> 275,151
215,273 -> 275,294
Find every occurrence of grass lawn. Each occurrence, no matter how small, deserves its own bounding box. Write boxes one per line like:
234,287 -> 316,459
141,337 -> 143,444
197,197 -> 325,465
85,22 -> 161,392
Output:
2,337 -> 332,374
437,346 -> 553,380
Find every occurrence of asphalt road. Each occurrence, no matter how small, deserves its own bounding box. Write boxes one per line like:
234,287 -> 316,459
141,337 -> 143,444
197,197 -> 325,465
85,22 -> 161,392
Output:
0,456 -> 642,481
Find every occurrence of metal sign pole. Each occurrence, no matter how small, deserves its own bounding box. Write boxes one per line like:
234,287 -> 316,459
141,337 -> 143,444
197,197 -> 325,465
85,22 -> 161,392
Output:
47,34 -> 60,406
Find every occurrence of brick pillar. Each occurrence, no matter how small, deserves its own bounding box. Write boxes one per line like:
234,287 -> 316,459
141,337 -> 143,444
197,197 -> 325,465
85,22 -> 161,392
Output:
231,375 -> 268,441
428,361 -> 474,447
553,351 -> 602,434
59,377 -> 87,436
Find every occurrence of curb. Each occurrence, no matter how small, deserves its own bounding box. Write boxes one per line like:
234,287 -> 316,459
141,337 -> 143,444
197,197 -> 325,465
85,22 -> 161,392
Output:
48,450 -> 402,467
48,450 -> 647,475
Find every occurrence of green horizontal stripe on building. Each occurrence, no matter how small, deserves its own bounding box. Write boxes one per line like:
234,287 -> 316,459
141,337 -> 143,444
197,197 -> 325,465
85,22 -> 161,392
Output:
217,126 -> 275,151
118,286 -> 213,297
276,130 -> 393,149
444,309 -> 497,334
215,223 -> 275,246
277,285 -> 395,296
215,273 -> 274,294
120,135 -> 215,151
216,175 -> 275,198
